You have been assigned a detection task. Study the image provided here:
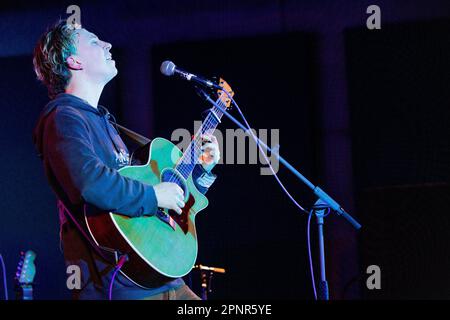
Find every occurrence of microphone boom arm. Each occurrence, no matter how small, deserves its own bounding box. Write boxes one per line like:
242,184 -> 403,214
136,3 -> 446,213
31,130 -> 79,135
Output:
198,89 -> 361,230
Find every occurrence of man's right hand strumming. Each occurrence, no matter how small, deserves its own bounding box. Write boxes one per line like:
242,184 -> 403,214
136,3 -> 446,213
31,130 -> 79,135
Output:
153,182 -> 185,214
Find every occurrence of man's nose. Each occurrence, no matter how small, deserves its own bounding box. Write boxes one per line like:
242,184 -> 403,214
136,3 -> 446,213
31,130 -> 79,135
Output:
103,41 -> 112,51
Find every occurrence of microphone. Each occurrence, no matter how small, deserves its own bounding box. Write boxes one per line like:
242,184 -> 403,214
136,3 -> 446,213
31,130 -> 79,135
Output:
160,60 -> 221,89
193,264 -> 226,274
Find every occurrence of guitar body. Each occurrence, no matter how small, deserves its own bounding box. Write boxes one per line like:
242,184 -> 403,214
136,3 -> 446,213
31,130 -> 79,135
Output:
85,137 -> 209,288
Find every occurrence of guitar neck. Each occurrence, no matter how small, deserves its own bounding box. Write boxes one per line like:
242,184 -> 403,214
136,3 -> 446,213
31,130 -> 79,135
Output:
175,99 -> 224,179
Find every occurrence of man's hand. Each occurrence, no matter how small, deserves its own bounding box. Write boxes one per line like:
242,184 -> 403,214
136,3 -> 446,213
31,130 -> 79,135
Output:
153,182 -> 185,214
199,134 -> 220,172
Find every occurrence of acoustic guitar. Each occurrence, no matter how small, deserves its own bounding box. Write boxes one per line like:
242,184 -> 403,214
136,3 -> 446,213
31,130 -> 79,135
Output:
84,79 -> 233,288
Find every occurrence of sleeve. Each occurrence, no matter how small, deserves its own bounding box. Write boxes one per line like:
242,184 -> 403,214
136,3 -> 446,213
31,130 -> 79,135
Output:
45,108 -> 158,217
192,164 -> 217,195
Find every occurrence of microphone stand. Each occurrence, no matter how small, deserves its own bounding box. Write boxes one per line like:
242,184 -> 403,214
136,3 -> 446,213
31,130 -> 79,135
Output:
313,199 -> 330,300
198,89 -> 362,300
193,264 -> 226,300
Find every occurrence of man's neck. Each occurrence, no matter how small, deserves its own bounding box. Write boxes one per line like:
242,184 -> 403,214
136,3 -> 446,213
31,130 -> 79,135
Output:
65,79 -> 104,109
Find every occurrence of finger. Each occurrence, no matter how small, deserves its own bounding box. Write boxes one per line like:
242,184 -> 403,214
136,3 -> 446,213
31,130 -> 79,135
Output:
207,149 -> 216,157
203,147 -> 219,159
175,184 -> 184,196
201,142 -> 216,150
201,133 -> 212,139
201,135 -> 212,143
170,203 -> 182,214
177,199 -> 185,208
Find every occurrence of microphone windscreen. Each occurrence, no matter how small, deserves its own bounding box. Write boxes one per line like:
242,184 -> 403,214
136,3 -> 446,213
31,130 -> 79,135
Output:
160,60 -> 176,76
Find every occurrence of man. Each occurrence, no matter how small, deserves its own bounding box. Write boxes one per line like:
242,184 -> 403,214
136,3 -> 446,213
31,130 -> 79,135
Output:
32,20 -> 220,300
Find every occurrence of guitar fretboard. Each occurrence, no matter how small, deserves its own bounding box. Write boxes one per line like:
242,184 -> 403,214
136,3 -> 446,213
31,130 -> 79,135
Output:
175,98 -> 225,179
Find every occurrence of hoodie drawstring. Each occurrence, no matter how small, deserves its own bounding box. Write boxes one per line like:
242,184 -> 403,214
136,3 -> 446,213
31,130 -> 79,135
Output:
102,111 -> 121,156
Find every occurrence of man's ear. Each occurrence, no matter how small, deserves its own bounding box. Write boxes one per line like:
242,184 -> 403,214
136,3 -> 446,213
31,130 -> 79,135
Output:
66,56 -> 83,70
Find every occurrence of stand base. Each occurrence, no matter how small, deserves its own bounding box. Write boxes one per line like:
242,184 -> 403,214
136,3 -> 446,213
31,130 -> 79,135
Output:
318,280 -> 329,300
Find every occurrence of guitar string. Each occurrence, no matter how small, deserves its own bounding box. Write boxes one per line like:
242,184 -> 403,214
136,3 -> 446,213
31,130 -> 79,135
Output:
166,95 -> 226,184
180,100 -> 223,177
169,97 -> 225,181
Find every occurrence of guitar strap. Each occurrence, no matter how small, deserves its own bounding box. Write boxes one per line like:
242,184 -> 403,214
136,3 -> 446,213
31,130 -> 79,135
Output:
57,200 -> 118,265
58,200 -> 122,292
111,122 -> 151,147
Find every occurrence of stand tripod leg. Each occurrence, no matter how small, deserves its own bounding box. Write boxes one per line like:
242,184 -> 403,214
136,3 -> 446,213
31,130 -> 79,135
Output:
315,200 -> 330,300
317,222 -> 329,300
201,271 -> 208,300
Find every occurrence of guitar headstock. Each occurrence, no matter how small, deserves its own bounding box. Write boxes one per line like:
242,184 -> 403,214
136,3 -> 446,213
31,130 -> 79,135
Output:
216,78 -> 234,109
15,250 -> 36,286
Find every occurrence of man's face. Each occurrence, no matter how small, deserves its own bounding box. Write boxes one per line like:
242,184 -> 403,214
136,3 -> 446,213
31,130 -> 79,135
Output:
70,28 -> 117,84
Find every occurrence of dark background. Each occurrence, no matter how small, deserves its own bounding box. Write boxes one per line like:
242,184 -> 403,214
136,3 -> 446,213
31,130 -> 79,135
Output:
346,19 -> 450,298
0,0 -> 449,299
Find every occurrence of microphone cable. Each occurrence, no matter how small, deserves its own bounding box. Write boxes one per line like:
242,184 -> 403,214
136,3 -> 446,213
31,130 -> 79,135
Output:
108,254 -> 128,301
307,209 -> 317,299
217,89 -> 308,214
215,89 -> 325,299
0,254 -> 8,300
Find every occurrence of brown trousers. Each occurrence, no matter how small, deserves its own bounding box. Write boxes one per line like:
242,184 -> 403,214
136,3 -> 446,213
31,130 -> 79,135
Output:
142,284 -> 202,300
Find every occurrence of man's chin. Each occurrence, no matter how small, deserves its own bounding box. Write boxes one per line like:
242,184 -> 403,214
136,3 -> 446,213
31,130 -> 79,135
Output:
105,68 -> 118,84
